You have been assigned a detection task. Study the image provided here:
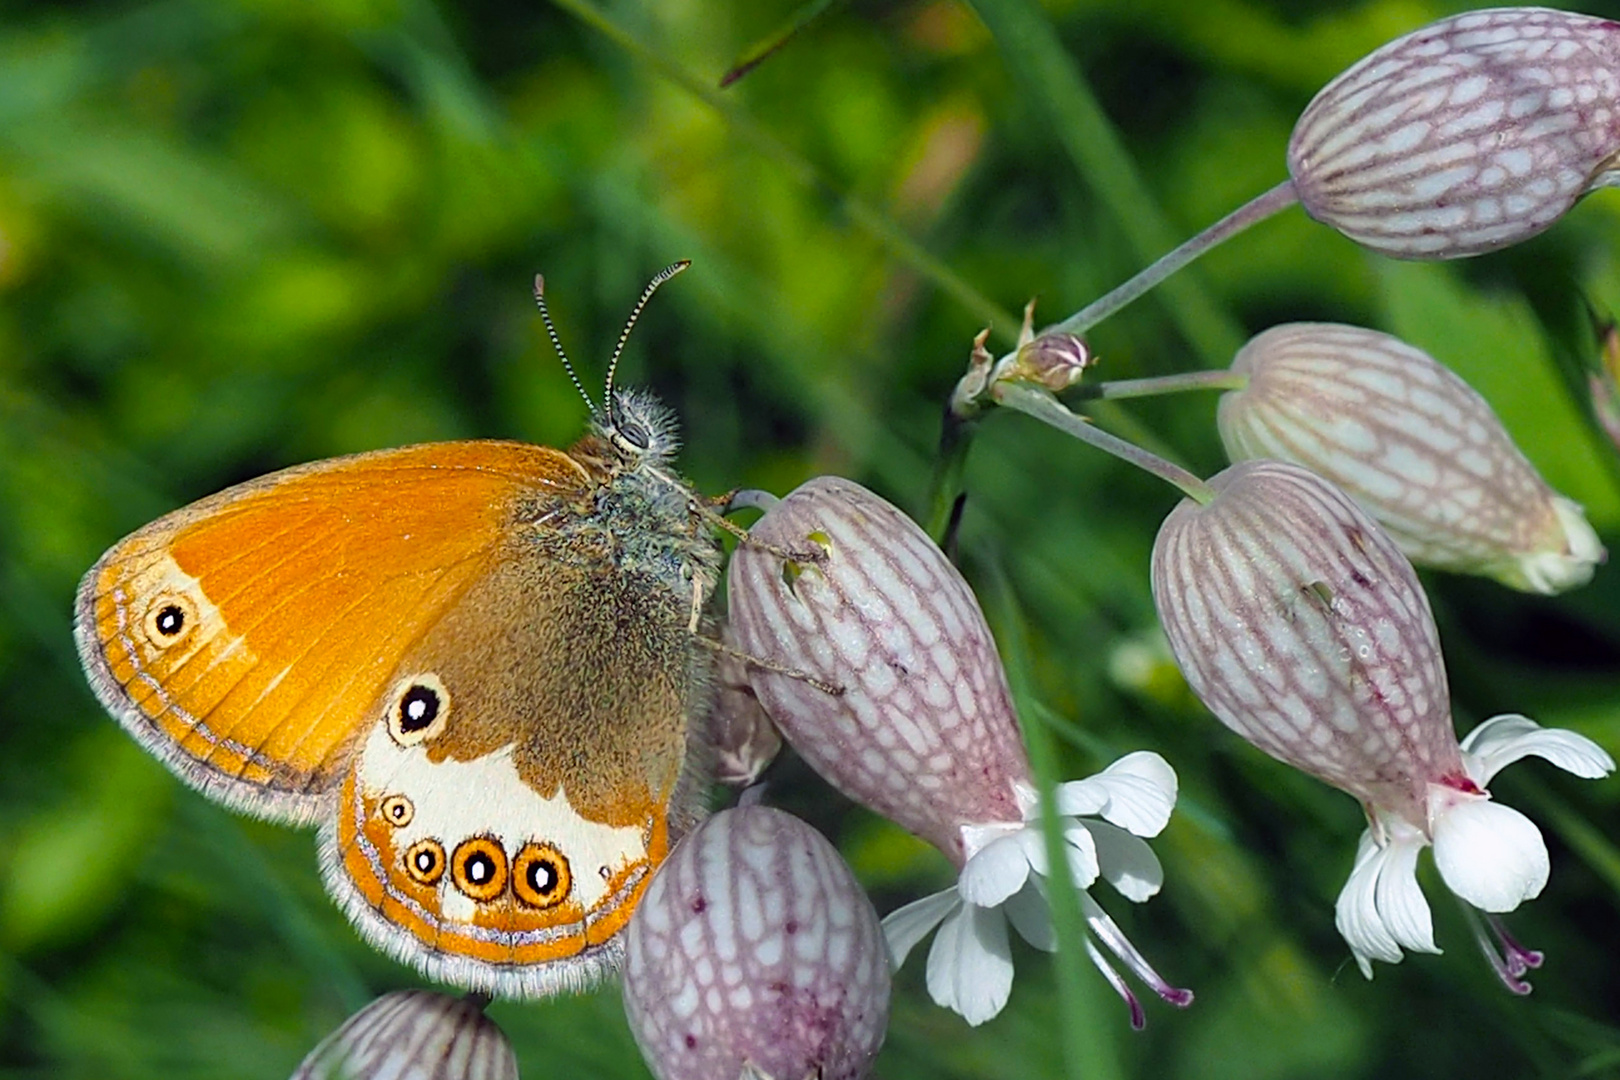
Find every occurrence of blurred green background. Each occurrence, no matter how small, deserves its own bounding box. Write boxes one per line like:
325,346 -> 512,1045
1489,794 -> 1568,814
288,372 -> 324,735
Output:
5,0 -> 1620,1076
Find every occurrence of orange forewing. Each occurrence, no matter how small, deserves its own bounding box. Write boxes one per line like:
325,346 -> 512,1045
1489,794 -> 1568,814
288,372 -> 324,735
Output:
75,441 -> 592,823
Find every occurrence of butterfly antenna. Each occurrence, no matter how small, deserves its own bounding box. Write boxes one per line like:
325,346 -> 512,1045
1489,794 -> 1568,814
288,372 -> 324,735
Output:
603,260 -> 691,409
533,273 -> 599,417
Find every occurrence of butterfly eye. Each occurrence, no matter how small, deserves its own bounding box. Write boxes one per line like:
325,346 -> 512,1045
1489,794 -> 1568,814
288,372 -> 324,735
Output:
450,837 -> 509,902
142,594 -> 196,648
404,838 -> 445,885
379,795 -> 414,827
386,674 -> 451,746
513,843 -> 572,908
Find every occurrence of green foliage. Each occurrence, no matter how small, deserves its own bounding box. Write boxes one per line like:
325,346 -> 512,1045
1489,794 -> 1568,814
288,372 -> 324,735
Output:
3,0 -> 1620,1076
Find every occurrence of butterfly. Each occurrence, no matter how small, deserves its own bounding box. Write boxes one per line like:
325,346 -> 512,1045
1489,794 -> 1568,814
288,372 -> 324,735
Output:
72,263 -> 722,998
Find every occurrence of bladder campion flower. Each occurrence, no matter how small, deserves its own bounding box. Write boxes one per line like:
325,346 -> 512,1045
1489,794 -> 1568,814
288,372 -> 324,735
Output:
727,476 -> 1189,1026
623,805 -> 889,1080
1289,7 -> 1620,259
291,990 -> 518,1080
1151,460 -> 1614,989
1218,322 -> 1604,593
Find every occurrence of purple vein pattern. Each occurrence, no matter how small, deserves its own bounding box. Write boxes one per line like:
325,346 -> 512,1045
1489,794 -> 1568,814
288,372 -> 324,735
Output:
1289,7 -> 1620,258
623,806 -> 889,1080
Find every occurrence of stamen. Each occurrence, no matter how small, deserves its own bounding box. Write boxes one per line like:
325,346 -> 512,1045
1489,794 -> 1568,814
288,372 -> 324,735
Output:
1459,903 -> 1534,995
1486,913 -> 1544,974
1083,939 -> 1146,1031
1080,893 -> 1195,1008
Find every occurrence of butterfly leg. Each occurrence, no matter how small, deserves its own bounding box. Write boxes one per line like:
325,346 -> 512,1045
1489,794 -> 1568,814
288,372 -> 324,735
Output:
701,489 -> 829,564
695,635 -> 844,697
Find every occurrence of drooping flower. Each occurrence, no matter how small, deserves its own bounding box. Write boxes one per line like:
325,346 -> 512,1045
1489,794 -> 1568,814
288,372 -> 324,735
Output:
1289,8 -> 1620,259
291,990 -> 517,1080
727,476 -> 1189,1026
1151,459 -> 1614,988
1218,322 -> 1604,593
622,804 -> 889,1080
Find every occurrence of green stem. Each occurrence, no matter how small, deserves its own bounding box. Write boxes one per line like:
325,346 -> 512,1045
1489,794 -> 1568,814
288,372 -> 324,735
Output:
1075,369 -> 1250,402
994,382 -> 1214,504
925,408 -> 976,545
1050,180 -> 1299,337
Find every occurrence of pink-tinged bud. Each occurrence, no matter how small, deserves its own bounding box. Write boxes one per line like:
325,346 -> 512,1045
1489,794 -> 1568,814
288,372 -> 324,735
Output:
292,991 -> 518,1080
1007,331 -> 1095,392
1219,323 -> 1604,593
1152,459 -> 1461,818
622,805 -> 890,1080
1289,8 -> 1620,258
727,476 -> 1030,864
1151,460 -> 1613,986
708,630 -> 785,788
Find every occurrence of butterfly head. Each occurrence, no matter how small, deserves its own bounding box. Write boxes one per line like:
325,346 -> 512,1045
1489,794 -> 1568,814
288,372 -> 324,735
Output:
599,388 -> 681,471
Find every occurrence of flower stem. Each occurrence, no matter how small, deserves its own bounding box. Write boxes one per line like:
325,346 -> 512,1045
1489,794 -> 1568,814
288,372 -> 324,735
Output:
1073,369 -> 1250,402
1049,180 -> 1299,337
993,382 -> 1215,505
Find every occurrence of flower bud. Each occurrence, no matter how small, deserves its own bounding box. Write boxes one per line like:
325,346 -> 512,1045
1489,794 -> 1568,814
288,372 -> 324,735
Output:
708,627 -> 785,788
1152,459 -> 1459,815
291,990 -> 517,1080
1219,322 -> 1603,593
1006,331 -> 1095,392
622,805 -> 889,1080
727,476 -> 1029,864
1289,8 -> 1620,258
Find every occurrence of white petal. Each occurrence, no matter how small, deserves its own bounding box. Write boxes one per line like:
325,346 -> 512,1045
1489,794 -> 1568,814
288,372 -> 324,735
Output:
1371,833 -> 1436,956
959,834 -> 1032,908
1431,796 -> 1549,913
1083,820 -> 1164,903
1052,777 -> 1108,817
1334,831 -> 1408,976
925,900 -> 1013,1026
1004,881 -> 1056,953
881,888 -> 960,970
1055,752 -> 1178,837
1014,822 -> 1051,878
1061,820 -> 1101,889
1459,714 -> 1616,785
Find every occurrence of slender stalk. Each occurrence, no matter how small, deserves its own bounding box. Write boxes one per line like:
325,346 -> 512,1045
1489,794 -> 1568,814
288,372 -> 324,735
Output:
1051,180 -> 1299,337
1074,369 -> 1250,402
994,382 -> 1215,504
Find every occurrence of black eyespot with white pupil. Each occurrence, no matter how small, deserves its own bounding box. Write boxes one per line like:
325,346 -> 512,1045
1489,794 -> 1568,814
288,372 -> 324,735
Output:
404,838 -> 445,886
450,837 -> 508,901
398,686 -> 439,732
386,674 -> 450,746
529,860 -> 555,892
143,594 -> 197,650
154,605 -> 185,636
513,843 -> 571,908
